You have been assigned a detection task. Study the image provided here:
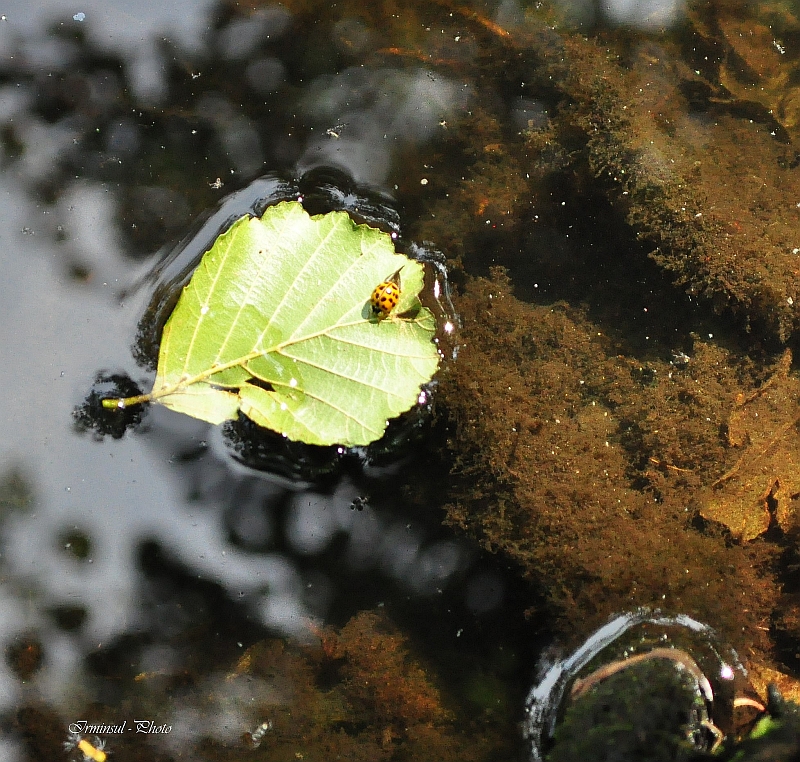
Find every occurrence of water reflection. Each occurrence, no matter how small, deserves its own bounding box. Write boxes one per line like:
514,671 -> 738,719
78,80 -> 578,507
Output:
0,2 -> 532,759
298,66 -> 469,185
555,0 -> 684,29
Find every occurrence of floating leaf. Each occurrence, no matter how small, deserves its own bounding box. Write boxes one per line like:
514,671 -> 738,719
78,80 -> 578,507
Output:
104,201 -> 440,446
700,350 -> 800,541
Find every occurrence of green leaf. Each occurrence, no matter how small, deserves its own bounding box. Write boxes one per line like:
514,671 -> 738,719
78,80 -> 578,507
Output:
105,201 -> 440,446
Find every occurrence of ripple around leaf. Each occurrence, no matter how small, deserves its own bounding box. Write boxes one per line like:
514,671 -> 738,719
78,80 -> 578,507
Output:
143,201 -> 440,446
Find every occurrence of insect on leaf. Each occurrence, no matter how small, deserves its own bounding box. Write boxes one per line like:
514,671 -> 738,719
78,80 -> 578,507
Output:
105,201 -> 440,446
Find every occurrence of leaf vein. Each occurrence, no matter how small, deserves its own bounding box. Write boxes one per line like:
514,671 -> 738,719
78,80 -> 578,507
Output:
271,350 -> 412,400
181,228 -> 239,375
256,213 -> 344,348
314,329 -> 439,359
267,378 -> 383,435
213,237 -> 275,365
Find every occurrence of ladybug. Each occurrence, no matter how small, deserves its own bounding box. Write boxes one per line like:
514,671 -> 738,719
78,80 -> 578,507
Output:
370,270 -> 402,316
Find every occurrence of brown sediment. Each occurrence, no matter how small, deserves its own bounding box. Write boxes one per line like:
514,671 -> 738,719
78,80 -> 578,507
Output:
418,2 -> 800,340
435,269 -> 778,655
220,611 -> 514,761
546,23 -> 800,342
395,2 -> 800,667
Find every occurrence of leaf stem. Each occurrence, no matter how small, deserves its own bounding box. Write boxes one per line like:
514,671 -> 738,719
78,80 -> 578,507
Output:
101,393 -> 155,410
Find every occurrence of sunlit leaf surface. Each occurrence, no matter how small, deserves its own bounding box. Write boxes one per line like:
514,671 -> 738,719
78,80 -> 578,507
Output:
118,201 -> 440,446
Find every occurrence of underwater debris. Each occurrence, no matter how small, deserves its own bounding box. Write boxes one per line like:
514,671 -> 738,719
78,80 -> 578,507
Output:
245,720 -> 273,748
63,734 -> 108,762
222,610 -> 514,760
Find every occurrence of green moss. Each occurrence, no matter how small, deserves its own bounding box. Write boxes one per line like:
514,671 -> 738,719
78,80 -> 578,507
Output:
548,660 -> 703,762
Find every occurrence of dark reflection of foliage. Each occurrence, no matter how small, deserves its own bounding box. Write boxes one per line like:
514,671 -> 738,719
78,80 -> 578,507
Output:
72,371 -> 144,439
225,416 -> 346,486
24,536 -> 532,761
0,465 -> 34,514
7,7 -> 312,259
58,528 -> 93,561
47,604 -> 89,632
15,705 -> 66,762
6,633 -> 45,681
83,540 -> 267,689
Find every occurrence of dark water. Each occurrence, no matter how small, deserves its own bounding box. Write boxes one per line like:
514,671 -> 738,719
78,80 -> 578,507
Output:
0,2 -> 550,760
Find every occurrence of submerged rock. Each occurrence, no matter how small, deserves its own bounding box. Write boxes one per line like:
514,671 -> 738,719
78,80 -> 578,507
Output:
525,609 -> 762,761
